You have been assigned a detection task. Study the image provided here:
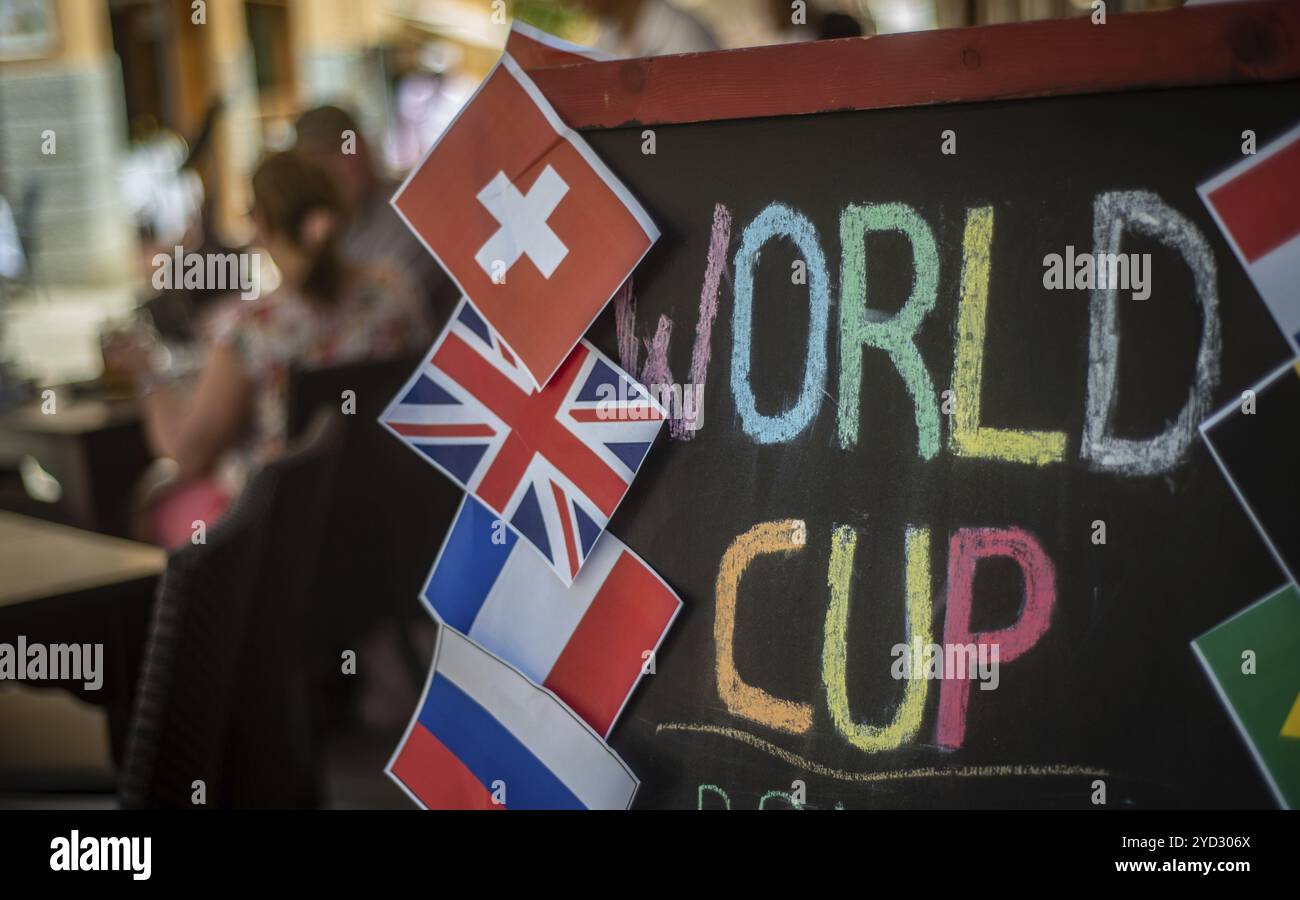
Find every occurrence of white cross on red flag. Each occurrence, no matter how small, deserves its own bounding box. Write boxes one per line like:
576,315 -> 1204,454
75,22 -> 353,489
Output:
392,54 -> 658,390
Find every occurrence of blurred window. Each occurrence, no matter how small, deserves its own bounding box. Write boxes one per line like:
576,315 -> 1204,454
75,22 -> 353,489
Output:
245,0 -> 292,93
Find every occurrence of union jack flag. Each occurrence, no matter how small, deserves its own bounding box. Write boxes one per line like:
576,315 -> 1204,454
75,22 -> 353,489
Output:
380,299 -> 666,585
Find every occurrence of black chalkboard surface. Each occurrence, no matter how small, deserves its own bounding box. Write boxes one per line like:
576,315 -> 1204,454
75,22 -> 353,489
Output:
571,79 -> 1299,810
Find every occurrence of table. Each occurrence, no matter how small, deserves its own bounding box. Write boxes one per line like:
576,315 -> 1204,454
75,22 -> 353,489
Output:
0,394 -> 151,538
0,512 -> 163,607
0,512 -> 164,764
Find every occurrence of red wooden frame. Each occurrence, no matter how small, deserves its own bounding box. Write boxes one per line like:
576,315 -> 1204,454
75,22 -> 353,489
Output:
530,0 -> 1300,129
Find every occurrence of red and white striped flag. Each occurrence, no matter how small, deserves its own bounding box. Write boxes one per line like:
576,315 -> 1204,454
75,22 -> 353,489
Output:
1199,122 -> 1300,353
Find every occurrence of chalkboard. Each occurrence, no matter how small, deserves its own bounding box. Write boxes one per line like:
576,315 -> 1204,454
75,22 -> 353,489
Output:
540,14 -> 1300,809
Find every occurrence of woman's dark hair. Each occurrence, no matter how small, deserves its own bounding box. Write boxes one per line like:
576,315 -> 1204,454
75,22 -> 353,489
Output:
251,149 -> 346,306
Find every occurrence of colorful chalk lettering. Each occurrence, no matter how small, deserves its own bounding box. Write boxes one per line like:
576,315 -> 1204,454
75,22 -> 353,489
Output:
950,206 -> 1067,465
731,203 -> 831,444
714,519 -> 813,734
1081,191 -> 1220,475
614,203 -> 730,440
823,524 -> 932,752
937,527 -> 1057,748
697,188 -> 1221,763
837,203 -> 941,459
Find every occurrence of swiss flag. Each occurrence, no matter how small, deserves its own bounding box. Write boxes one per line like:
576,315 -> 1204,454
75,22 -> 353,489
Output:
393,54 -> 658,389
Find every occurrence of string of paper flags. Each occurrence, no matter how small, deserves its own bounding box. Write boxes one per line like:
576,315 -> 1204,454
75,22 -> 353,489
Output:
379,21 -> 679,810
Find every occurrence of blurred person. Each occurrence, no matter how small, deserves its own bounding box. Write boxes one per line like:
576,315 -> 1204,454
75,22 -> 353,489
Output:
114,150 -> 434,547
819,10 -> 868,39
0,194 -> 23,282
294,105 -> 458,326
385,44 -> 476,172
577,0 -> 720,57
386,63 -> 444,171
765,0 -> 871,42
0,194 -> 23,407
126,101 -> 244,354
120,125 -> 204,251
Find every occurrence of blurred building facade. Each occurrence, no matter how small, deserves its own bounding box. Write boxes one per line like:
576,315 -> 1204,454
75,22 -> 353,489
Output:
0,0 -> 1184,289
1,0 -> 136,283
1,0 -> 426,286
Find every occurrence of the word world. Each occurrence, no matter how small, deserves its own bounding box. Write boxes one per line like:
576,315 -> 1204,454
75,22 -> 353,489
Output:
622,191 -> 1219,477
727,192 -> 1217,476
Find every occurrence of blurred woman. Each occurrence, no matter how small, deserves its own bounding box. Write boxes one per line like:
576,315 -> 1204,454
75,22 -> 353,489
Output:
121,149 -> 434,546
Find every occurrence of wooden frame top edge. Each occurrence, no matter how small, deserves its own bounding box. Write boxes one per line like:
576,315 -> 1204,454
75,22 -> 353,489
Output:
527,1 -> 1300,129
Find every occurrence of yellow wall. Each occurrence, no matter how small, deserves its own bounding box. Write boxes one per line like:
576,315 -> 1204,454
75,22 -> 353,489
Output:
3,0 -> 115,69
204,0 -> 259,242
289,0 -> 387,53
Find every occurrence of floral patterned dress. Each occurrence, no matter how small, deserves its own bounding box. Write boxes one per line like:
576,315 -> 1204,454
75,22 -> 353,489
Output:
212,263 -> 434,496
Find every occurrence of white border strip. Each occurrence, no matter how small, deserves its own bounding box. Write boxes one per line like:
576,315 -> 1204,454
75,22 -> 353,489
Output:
500,54 -> 659,242
1198,356 -> 1300,588
509,19 -> 612,63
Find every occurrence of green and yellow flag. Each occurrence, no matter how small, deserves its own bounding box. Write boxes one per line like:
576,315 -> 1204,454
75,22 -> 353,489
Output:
1193,583 -> 1300,808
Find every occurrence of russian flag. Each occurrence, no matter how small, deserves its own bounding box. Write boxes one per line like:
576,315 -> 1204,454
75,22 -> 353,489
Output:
387,628 -> 639,809
1199,122 -> 1300,353
422,495 -> 682,738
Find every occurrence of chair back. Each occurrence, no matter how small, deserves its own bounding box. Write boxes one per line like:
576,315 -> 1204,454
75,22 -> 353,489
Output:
121,411 -> 343,808
119,466 -> 270,808
287,357 -> 461,656
221,410 -> 342,807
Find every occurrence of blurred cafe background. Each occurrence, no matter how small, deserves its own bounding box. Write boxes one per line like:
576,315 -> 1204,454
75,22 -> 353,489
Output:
0,0 -> 1180,809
